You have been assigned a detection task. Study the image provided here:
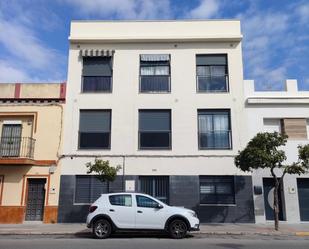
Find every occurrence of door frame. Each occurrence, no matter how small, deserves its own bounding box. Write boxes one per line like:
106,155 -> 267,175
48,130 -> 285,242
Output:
297,178 -> 309,221
21,175 -> 50,221
262,177 -> 286,221
0,175 -> 4,205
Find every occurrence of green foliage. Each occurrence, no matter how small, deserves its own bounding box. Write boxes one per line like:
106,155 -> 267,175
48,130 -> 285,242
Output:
235,132 -> 287,172
235,132 -> 309,231
298,144 -> 309,168
235,132 -> 309,175
86,159 -> 121,183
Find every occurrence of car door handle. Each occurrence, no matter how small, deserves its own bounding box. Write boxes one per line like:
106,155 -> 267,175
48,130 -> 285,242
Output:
109,209 -> 115,212
137,210 -> 143,213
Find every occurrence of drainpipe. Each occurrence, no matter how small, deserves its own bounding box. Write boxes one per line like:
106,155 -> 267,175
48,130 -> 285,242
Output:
122,156 -> 126,191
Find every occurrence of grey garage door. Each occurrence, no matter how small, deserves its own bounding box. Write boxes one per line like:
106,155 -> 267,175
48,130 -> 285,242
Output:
297,178 -> 309,221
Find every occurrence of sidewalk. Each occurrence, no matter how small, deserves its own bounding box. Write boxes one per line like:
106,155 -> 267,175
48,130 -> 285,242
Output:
0,223 -> 309,236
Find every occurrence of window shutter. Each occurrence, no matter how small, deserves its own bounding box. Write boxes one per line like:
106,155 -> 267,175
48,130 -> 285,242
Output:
281,118 -> 307,139
139,110 -> 171,131
82,57 -> 112,76
140,54 -> 170,62
75,176 -> 91,203
80,110 -> 111,132
196,55 -> 227,66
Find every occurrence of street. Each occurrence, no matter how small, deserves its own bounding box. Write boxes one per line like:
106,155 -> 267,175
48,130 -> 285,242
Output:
0,235 -> 308,249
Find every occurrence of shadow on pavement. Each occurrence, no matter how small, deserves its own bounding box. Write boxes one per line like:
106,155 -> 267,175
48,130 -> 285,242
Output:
74,231 -> 195,239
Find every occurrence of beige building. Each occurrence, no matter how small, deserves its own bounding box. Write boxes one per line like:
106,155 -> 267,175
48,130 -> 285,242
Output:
0,83 -> 65,223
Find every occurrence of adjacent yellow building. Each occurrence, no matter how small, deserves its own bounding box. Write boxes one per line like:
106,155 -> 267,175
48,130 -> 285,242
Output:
0,83 -> 65,223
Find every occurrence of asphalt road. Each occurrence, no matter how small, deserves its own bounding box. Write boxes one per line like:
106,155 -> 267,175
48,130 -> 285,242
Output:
0,235 -> 308,249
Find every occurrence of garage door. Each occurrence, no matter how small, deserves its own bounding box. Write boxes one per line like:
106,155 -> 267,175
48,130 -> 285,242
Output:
297,178 -> 309,221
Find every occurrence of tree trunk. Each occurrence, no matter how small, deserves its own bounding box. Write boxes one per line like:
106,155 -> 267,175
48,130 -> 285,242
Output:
273,178 -> 280,231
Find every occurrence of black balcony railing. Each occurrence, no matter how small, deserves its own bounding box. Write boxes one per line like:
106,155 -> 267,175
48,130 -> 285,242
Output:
140,75 -> 171,93
197,75 -> 229,92
0,137 -> 35,158
199,130 -> 232,149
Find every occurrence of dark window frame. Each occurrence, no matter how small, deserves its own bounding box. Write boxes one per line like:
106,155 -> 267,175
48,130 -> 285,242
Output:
138,109 -> 172,150
139,54 -> 171,93
78,109 -> 112,150
197,109 -> 232,150
81,56 -> 113,93
196,54 -> 229,93
138,176 -> 169,204
199,176 -> 236,205
74,175 -> 108,204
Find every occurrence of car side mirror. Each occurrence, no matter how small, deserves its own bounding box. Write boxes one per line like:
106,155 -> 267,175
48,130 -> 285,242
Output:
155,204 -> 163,209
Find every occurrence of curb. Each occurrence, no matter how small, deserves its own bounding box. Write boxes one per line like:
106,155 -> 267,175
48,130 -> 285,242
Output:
0,231 -> 301,237
295,232 -> 309,237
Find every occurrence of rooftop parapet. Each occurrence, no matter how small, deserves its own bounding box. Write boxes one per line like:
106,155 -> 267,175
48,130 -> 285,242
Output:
0,83 -> 66,101
69,20 -> 242,43
244,80 -> 309,105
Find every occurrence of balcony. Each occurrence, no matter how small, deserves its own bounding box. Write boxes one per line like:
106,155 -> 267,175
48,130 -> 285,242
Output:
0,137 -> 35,165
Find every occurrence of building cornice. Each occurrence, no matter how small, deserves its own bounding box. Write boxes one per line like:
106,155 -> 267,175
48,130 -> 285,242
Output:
69,35 -> 242,43
247,97 -> 309,105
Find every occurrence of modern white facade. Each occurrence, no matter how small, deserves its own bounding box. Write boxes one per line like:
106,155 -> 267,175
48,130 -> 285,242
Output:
58,20 -> 255,223
244,79 -> 309,223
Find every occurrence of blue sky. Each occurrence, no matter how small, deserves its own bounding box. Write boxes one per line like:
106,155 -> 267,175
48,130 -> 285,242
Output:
0,0 -> 308,90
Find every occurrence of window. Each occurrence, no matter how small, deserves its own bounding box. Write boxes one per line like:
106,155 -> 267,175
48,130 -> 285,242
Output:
263,119 -> 281,133
139,110 -> 171,149
109,195 -> 132,207
139,176 -> 169,204
140,54 -> 170,93
0,124 -> 22,157
136,195 -> 159,208
78,110 -> 111,149
75,176 -> 108,203
200,176 -> 235,204
196,54 -> 228,92
280,118 -> 308,140
82,57 -> 112,92
198,110 -> 231,149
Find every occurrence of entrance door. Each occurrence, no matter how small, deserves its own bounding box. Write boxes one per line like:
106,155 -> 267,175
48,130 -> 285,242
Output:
297,178 -> 309,221
25,179 -> 46,221
263,178 -> 285,221
0,124 -> 22,157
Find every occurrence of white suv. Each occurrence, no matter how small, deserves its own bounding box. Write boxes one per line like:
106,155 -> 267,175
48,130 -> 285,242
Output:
86,192 -> 200,239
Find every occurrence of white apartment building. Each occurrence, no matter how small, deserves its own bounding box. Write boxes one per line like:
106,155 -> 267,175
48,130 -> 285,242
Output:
58,20 -> 255,223
244,79 -> 309,223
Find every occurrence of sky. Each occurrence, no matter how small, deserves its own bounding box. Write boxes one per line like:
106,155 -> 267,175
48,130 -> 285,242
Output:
0,0 -> 308,90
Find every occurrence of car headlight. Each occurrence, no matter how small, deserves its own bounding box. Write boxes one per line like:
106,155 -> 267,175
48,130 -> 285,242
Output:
188,211 -> 197,218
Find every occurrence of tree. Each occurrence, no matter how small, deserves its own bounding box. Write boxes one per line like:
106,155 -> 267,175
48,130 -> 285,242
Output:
86,158 -> 121,192
235,132 -> 309,231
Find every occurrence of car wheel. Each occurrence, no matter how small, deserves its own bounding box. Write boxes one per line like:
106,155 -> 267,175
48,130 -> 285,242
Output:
93,219 -> 112,239
168,219 -> 188,239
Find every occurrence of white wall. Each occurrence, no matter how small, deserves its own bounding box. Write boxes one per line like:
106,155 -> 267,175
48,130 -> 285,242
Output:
61,21 -> 246,176
244,79 -> 309,223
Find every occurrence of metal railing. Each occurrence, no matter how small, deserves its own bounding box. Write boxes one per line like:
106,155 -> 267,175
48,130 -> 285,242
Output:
0,137 -> 35,158
197,75 -> 229,92
199,130 -> 232,149
139,75 -> 171,93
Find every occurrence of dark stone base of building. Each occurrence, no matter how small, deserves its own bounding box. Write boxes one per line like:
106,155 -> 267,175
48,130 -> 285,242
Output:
58,175 -> 255,223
